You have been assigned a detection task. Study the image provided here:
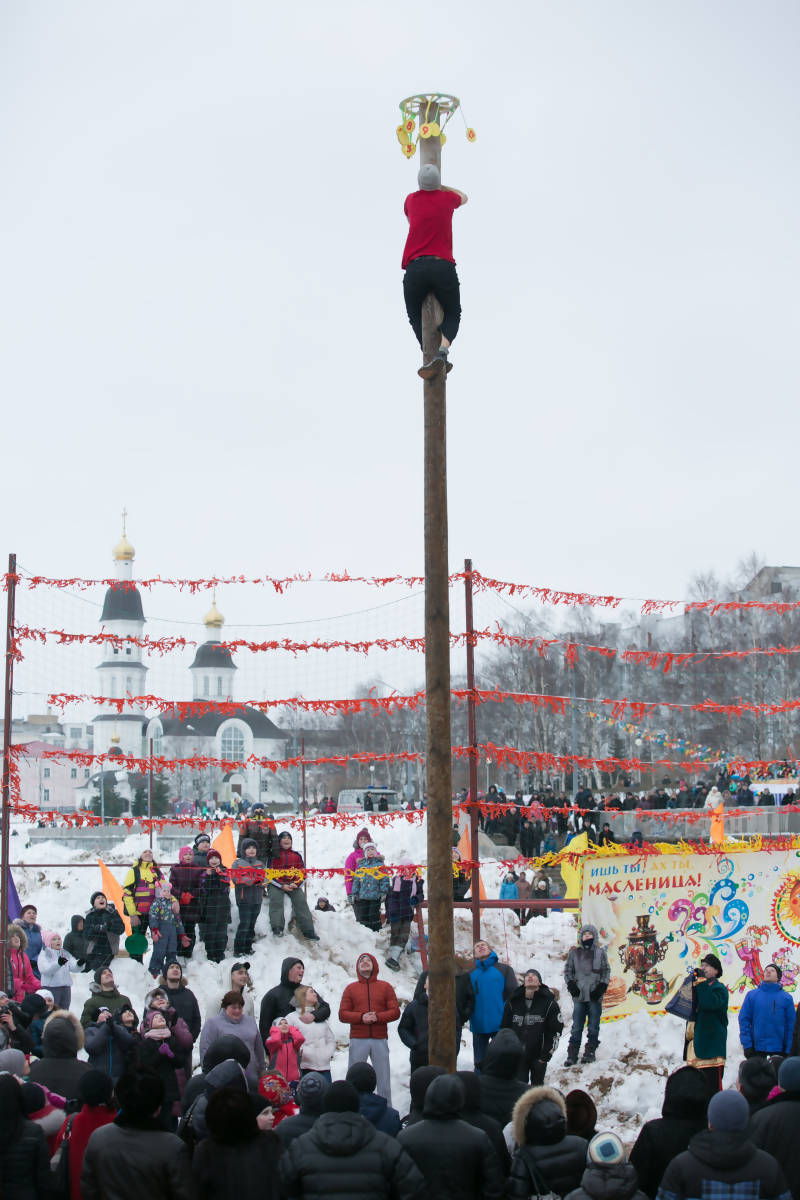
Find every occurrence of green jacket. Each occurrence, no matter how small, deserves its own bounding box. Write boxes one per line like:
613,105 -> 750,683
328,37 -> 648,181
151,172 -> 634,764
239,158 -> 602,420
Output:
693,977 -> 728,1059
80,985 -> 133,1028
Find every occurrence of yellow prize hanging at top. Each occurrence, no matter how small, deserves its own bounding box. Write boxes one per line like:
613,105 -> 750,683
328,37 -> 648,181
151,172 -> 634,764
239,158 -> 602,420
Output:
395,92 -> 476,159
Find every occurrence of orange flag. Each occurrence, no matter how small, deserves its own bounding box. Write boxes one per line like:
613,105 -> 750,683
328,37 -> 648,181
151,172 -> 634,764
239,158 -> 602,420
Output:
457,824 -> 487,900
212,825 -> 236,868
97,860 -> 132,937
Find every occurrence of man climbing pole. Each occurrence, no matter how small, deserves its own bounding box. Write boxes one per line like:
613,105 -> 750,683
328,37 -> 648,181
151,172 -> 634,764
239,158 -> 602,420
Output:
402,162 -> 468,380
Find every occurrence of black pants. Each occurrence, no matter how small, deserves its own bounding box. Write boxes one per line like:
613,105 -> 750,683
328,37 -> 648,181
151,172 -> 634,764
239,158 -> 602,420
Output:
403,257 -> 461,348
354,898 -> 382,932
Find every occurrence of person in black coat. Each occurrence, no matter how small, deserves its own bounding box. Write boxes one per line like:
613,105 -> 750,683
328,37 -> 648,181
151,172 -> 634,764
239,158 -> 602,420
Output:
629,1064 -> 710,1198
63,913 -> 89,969
398,1074 -> 504,1200
657,1089 -> 789,1200
236,806 -> 277,863
192,1086 -> 282,1200
399,978 -> 430,1073
258,957 -> 331,1042
455,1070 -> 510,1174
501,970 -> 563,1086
748,1056 -> 800,1199
478,1028 -> 528,1128
276,1071 -> 330,1149
279,1080 -> 426,1200
0,1074 -> 52,1200
403,1064 -> 446,1128
565,1132 -> 648,1200
28,1009 -> 92,1102
83,893 -> 125,973
508,1086 -> 588,1200
399,971 -> 476,1072
200,852 -> 231,963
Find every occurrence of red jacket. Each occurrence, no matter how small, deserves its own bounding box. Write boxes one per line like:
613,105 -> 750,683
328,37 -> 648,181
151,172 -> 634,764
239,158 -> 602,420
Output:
338,954 -> 400,1040
265,1025 -> 304,1082
9,947 -> 38,1003
269,848 -> 305,887
55,1105 -> 117,1200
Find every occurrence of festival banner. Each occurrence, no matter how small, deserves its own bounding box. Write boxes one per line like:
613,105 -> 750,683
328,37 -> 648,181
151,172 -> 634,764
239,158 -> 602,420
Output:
580,845 -> 800,1018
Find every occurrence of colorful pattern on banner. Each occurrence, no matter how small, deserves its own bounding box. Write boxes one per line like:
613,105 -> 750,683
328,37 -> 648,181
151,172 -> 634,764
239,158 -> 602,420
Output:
579,843 -> 800,1018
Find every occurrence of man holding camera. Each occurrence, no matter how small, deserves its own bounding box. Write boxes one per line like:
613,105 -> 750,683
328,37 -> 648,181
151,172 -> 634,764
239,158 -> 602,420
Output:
686,953 -> 729,1094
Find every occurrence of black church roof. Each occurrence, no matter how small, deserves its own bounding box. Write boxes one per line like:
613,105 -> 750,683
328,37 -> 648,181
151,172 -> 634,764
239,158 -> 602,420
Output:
100,585 -> 145,624
190,642 -> 237,670
158,704 -> 283,741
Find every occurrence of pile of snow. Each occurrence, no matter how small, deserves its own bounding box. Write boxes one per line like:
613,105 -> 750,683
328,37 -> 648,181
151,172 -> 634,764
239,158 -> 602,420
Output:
9,814 -> 743,1141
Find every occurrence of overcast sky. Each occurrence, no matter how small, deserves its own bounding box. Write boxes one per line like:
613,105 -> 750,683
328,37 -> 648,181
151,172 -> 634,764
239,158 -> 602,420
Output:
2,1 -> 799,646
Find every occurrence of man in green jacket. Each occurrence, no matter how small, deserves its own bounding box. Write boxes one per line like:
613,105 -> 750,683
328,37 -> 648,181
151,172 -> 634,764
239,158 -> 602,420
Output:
687,953 -> 728,1094
80,967 -> 132,1028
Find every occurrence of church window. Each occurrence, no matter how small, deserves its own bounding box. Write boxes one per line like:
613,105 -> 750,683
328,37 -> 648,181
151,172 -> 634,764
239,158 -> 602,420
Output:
84,768 -> 90,778
126,647 -> 132,655
217,677 -> 223,696
126,676 -> 133,694
221,725 -> 245,763
113,647 -> 119,655
43,789 -> 50,804
111,676 -> 117,695
70,768 -> 77,779
43,767 -> 51,778
203,676 -> 210,697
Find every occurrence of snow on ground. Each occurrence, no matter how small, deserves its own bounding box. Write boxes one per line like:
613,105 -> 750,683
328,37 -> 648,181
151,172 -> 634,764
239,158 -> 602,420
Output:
9,814 -> 743,1142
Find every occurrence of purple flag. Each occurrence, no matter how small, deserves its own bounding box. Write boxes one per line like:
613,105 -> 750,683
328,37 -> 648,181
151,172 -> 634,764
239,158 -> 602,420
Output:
7,868 -> 21,922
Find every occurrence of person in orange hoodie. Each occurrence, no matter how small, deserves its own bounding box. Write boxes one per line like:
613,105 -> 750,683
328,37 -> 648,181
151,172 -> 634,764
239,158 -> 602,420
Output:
338,952 -> 400,1105
53,1070 -> 117,1200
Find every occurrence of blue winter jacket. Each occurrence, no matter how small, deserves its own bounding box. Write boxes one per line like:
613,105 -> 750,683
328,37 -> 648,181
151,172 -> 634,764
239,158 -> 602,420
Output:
499,881 -> 519,900
738,980 -> 795,1054
470,950 -> 517,1035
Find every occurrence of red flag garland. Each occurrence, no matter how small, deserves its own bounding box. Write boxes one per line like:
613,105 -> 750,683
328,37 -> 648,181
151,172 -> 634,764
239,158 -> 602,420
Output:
7,568 -> 800,616
42,686 -> 800,724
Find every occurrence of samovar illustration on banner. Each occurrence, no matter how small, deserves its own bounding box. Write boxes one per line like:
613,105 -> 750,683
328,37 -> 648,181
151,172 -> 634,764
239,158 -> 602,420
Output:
618,914 -> 669,995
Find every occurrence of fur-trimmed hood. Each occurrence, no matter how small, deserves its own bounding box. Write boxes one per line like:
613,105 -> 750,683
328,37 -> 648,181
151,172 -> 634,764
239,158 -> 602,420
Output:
7,923 -> 28,951
42,1008 -> 85,1057
512,1085 -> 567,1147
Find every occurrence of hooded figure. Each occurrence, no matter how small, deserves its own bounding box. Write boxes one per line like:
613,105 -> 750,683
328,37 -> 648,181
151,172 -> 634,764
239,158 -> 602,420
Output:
508,1086 -> 588,1200
0,1074 -> 52,1199
279,1079 -> 425,1200
180,1035 -> 251,1115
564,1133 -> 648,1200
180,1058 -> 250,1145
28,1009 -> 93,1101
477,1028 -> 528,1128
398,1073 -> 504,1200
564,924 -> 610,1065
259,957 -> 331,1041
455,1070 -> 511,1173
339,953 -> 401,1105
403,1064 -> 447,1127
657,1088 -> 789,1200
629,1066 -> 709,1198
191,1087 -> 282,1200
748,1056 -> 800,1197
63,914 -> 89,968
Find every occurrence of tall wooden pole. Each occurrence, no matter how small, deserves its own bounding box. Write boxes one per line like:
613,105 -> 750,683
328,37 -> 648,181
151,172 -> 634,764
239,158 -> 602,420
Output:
464,558 -> 481,944
419,116 -> 456,1071
1,555 -> 18,994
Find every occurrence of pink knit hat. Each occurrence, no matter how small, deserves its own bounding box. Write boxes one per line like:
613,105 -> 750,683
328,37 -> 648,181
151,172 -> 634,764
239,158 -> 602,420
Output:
42,931 -> 61,948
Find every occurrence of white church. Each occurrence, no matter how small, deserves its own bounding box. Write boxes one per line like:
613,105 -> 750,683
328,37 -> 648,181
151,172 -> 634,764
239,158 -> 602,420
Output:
91,522 -> 287,807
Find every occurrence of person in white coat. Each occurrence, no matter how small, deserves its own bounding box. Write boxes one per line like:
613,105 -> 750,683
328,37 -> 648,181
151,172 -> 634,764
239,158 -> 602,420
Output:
287,985 -> 336,1082
38,932 -> 80,1010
